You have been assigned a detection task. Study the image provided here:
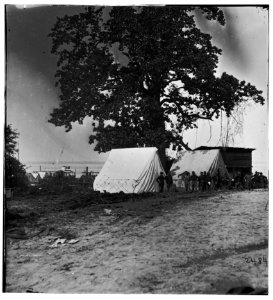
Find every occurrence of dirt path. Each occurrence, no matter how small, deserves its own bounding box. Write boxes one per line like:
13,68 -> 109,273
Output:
4,189 -> 268,293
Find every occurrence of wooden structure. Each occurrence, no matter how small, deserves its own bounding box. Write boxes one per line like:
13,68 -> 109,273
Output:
194,146 -> 255,176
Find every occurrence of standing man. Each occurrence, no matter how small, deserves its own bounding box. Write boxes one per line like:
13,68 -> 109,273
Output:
259,173 -> 265,188
179,171 -> 190,192
190,171 -> 198,192
199,172 -> 205,192
203,171 -> 209,191
253,171 -> 259,189
165,171 -> 173,192
244,172 -> 252,190
157,172 -> 165,193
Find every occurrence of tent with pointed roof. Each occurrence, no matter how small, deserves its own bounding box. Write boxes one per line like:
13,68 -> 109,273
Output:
26,172 -> 40,184
171,149 -> 230,185
38,171 -> 47,179
93,147 -> 165,193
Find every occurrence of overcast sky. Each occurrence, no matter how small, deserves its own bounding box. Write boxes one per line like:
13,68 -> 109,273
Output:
5,5 -> 269,173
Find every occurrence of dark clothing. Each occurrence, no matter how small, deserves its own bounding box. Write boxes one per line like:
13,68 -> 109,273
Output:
181,173 -> 190,192
190,173 -> 198,182
157,174 -> 165,185
216,170 -> 222,189
165,173 -> 173,185
199,174 -> 205,191
157,174 -> 165,192
263,176 -> 268,188
189,173 -> 198,192
165,173 -> 173,192
234,176 -> 241,189
244,174 -> 252,190
259,175 -> 264,188
253,173 -> 260,188
204,173 -> 210,190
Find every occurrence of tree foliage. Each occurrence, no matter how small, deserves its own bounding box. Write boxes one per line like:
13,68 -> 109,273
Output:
49,6 -> 264,165
5,124 -> 26,188
5,124 -> 19,157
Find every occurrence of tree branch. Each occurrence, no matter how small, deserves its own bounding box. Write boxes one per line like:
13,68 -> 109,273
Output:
188,113 -> 212,121
160,96 -> 171,104
164,76 -> 179,86
180,139 -> 192,151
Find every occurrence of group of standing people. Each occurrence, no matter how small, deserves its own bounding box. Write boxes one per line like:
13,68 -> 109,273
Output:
157,170 -> 222,193
179,170 -> 223,192
243,171 -> 268,190
157,171 -> 173,192
157,169 -> 268,193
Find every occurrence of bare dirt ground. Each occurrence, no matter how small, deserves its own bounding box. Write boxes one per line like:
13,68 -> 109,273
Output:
4,189 -> 268,294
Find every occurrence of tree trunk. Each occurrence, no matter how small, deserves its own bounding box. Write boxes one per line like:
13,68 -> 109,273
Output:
158,144 -> 168,173
147,92 -> 167,171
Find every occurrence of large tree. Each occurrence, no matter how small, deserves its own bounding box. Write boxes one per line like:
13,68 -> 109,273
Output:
49,6 -> 264,167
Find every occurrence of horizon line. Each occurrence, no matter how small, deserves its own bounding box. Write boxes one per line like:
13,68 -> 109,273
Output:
22,160 -> 105,164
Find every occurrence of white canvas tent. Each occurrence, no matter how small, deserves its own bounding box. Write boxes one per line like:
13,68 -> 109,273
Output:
38,171 -> 47,179
171,149 -> 230,185
93,147 -> 165,193
26,172 -> 40,185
